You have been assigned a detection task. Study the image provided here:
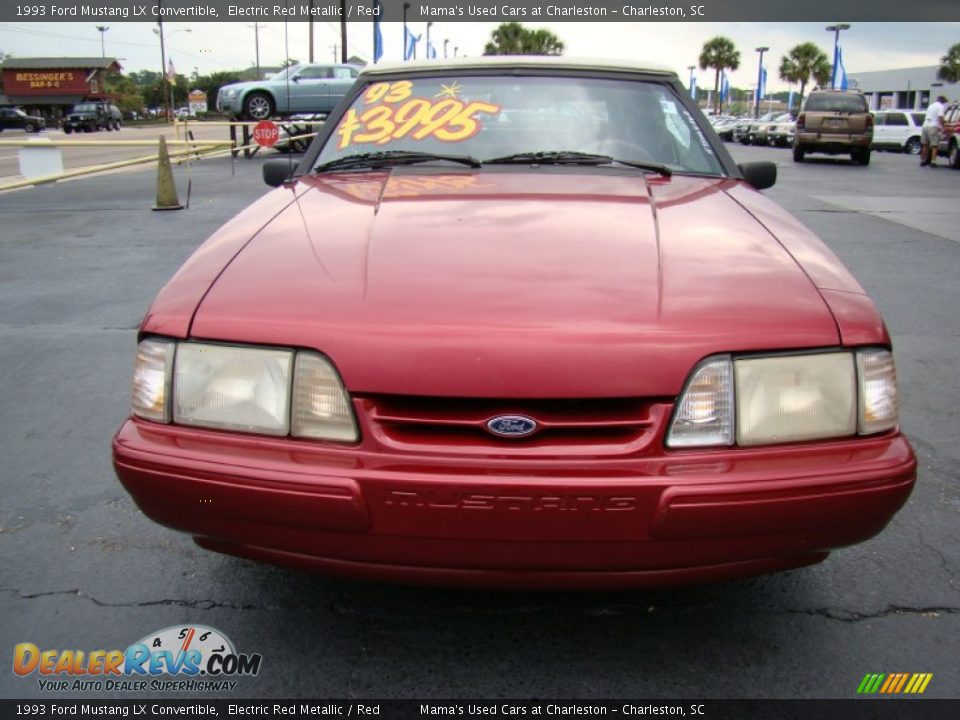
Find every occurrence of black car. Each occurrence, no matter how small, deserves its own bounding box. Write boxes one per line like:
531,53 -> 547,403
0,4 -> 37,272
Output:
62,102 -> 122,133
0,106 -> 45,133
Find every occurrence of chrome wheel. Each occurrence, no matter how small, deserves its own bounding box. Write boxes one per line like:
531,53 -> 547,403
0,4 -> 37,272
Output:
904,137 -> 921,155
244,94 -> 273,120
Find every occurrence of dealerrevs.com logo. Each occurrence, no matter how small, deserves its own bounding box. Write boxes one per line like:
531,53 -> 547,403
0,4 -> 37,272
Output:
13,625 -> 261,692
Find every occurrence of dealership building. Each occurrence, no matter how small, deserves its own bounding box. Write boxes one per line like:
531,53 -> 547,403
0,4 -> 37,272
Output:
847,65 -> 958,110
0,57 -> 122,121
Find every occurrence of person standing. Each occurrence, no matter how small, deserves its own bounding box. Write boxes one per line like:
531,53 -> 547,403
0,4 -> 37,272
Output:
920,95 -> 947,167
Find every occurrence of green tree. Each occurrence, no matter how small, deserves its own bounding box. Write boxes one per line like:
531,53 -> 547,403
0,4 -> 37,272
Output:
105,73 -> 144,116
937,42 -> 960,83
698,36 -> 740,113
779,43 -> 832,110
193,70 -> 243,108
142,75 -> 188,112
0,50 -> 11,93
128,69 -> 162,88
483,23 -> 565,56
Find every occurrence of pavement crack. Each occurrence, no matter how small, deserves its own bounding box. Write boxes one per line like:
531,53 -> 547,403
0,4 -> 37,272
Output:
0,588 -> 273,611
786,605 -> 960,622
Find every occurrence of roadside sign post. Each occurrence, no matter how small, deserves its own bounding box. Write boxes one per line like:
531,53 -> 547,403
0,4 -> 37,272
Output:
253,121 -> 279,149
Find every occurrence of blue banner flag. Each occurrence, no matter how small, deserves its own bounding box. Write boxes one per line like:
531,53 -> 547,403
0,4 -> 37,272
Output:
836,46 -> 848,90
720,71 -> 729,102
406,32 -> 421,60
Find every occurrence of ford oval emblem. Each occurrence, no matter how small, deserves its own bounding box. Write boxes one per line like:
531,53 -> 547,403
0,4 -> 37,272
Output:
486,415 -> 538,438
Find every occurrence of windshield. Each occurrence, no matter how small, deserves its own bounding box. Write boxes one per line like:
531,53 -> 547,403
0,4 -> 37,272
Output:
73,104 -> 98,112
804,94 -> 868,112
315,75 -> 724,175
269,66 -> 301,81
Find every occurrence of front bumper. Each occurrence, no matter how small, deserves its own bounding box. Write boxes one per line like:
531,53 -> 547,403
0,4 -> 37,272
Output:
113,418 -> 916,589
217,93 -> 241,115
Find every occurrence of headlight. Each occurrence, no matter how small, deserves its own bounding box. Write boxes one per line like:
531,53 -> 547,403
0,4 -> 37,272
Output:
131,340 -> 359,443
667,349 -> 899,449
132,339 -> 174,423
174,343 -> 293,436
735,353 -> 856,446
222,88 -> 239,98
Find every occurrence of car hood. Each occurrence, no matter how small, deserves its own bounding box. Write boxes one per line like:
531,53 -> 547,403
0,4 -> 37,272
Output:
179,170 -> 845,398
221,81 -> 266,94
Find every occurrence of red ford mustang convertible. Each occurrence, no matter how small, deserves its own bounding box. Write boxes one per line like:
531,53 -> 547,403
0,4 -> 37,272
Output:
113,58 -> 915,589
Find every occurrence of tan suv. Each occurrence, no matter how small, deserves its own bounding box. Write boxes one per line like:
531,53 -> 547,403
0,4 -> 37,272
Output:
793,90 -> 873,165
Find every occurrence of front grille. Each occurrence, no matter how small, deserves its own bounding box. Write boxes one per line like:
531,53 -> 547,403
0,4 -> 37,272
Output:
359,395 -> 664,457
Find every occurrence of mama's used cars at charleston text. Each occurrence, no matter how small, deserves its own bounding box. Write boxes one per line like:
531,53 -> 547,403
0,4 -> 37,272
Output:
113,58 -> 915,589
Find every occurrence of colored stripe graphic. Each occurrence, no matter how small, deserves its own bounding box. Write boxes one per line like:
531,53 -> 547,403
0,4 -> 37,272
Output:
879,674 -> 898,693
907,673 -> 933,694
858,673 -> 885,694
892,673 -> 909,693
857,673 -> 932,694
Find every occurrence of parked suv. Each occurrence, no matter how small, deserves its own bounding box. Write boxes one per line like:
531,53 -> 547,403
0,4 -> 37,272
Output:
748,112 -> 795,147
0,106 -> 45,133
872,109 -> 925,155
793,90 -> 873,165
62,102 -> 122,133
936,102 -> 960,169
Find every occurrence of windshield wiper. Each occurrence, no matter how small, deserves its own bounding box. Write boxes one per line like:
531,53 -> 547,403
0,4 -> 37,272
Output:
315,150 -> 481,172
484,151 -> 672,176
485,150 -> 614,166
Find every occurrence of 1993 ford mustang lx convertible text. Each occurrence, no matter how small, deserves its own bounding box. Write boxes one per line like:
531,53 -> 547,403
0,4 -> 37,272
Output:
113,58 -> 916,589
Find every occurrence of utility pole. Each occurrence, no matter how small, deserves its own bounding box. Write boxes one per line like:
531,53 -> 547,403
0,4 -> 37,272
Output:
826,24 -> 851,89
96,25 -> 109,58
754,46 -> 769,119
157,3 -> 168,121
309,0 -> 314,62
332,44 -> 338,63
248,24 -> 262,80
340,0 -> 347,63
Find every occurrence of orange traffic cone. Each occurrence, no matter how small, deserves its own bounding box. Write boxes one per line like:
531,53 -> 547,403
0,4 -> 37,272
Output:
152,136 -> 183,211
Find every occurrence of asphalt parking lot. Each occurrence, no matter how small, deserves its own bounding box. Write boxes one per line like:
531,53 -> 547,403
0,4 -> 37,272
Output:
0,123 -> 241,182
1,144 -> 958,700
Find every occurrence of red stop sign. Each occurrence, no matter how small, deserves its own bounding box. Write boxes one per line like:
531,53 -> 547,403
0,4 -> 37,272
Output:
252,120 -> 279,148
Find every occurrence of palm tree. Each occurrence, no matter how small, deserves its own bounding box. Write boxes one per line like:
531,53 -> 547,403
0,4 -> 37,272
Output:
483,23 -> 564,56
779,43 -> 832,110
937,42 -> 960,83
525,28 -> 565,56
698,36 -> 740,113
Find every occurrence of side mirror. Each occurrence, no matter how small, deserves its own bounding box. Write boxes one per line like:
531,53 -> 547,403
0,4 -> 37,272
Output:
738,161 -> 777,190
263,159 -> 296,187
291,75 -> 301,83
